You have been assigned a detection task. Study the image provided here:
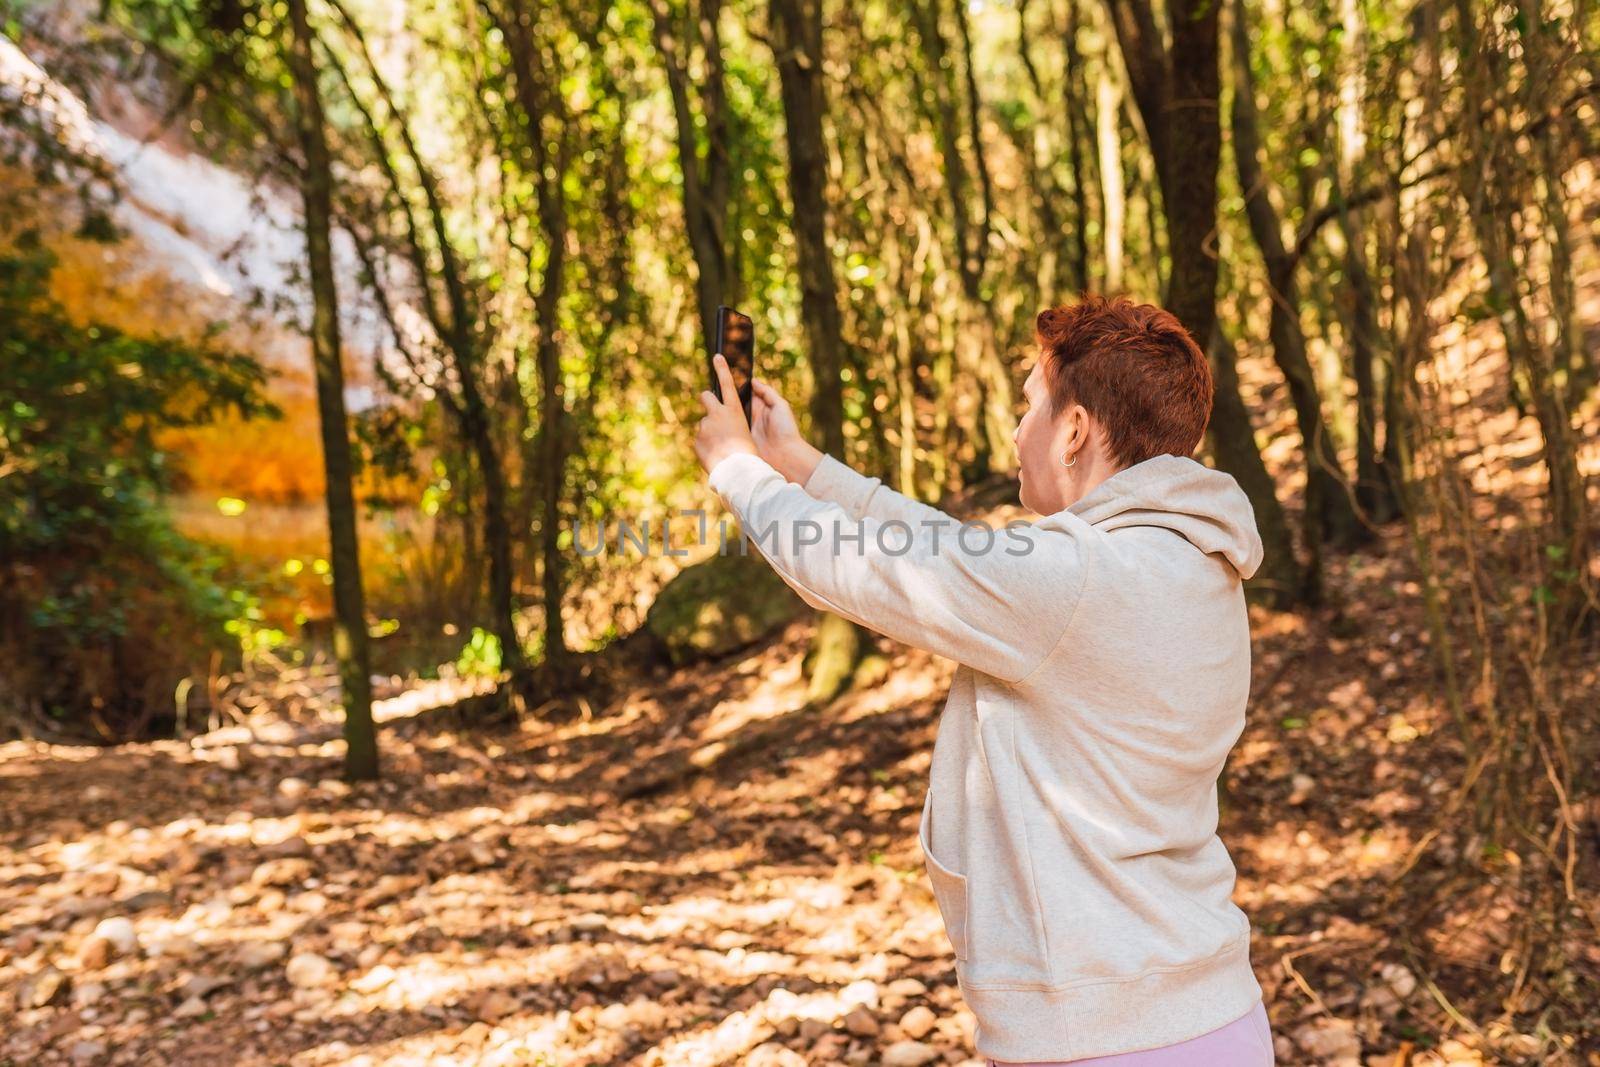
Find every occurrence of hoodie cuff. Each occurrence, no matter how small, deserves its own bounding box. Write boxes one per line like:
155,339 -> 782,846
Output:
707,450 -> 782,504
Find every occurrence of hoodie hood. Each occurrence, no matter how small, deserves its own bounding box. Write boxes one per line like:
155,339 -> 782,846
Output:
1039,454 -> 1264,579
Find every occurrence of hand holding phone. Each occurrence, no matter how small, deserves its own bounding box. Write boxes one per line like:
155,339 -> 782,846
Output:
712,306 -> 755,423
695,352 -> 760,475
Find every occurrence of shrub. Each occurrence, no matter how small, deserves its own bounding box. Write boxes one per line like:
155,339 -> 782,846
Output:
0,241 -> 276,740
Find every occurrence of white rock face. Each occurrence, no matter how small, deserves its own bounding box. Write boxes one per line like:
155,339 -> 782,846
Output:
0,31 -> 400,400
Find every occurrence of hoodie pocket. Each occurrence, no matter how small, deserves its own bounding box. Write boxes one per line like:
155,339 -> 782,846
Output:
918,788 -> 969,960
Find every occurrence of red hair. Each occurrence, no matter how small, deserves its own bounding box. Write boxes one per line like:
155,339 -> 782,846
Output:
1033,295 -> 1214,467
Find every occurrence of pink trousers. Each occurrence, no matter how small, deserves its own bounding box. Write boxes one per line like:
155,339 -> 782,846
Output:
987,1000 -> 1274,1067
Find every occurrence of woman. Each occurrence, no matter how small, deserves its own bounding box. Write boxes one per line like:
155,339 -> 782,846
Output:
694,295 -> 1275,1066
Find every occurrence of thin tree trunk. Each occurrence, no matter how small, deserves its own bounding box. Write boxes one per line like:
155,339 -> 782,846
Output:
1010,0 -> 1094,300
458,380 -> 525,682
1096,64 -> 1125,292
1231,10 -> 1366,549
769,0 -> 861,702
1454,0 -> 1592,635
533,186 -> 570,678
650,0 -> 738,354
1157,0 -> 1219,343
770,0 -> 844,456
1210,329 -> 1307,604
911,0 -> 977,301
1061,0 -> 1093,292
1335,0 -> 1398,523
500,0 -> 577,683
1013,0 -> 1065,303
286,0 -> 378,779
327,1 -> 526,689
909,0 -> 1016,473
1340,212 -> 1396,521
953,0 -> 995,251
896,305 -> 918,496
497,0 -> 612,698
1516,0 -> 1587,401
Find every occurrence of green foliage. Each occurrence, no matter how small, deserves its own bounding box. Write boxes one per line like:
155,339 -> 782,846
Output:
223,584 -> 290,666
0,239 -> 277,737
455,626 -> 503,678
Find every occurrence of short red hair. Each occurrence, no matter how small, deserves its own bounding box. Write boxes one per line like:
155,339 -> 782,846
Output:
1033,295 -> 1214,467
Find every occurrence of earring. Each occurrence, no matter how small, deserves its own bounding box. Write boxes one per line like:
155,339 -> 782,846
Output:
1060,451 -> 1077,468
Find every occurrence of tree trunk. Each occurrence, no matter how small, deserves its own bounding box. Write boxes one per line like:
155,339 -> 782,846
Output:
1012,0 -> 1065,303
458,379 -> 526,684
1334,0 -> 1398,524
286,0 -> 378,779
770,0 -> 845,457
1340,212 -> 1397,522
954,0 -> 1017,474
650,0 -> 738,354
494,0 -> 592,698
769,0 -> 861,701
1230,12 -> 1366,548
1062,0 -> 1093,292
1454,0 -> 1592,636
1156,0 -> 1220,345
908,0 -> 1016,473
1095,65 -> 1124,292
533,173 -> 571,679
1210,329 -> 1309,605
327,2 -> 527,694
1108,0 -> 1307,604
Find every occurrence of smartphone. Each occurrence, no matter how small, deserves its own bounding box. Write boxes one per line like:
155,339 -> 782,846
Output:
713,305 -> 755,423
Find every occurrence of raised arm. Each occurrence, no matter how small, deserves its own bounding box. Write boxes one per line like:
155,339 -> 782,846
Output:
707,451 -> 1084,685
802,452 -> 957,530
751,378 -> 953,530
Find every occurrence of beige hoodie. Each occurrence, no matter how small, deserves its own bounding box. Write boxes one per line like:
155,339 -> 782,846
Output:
707,449 -> 1266,1062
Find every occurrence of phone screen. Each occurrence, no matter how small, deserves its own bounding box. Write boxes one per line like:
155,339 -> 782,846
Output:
714,306 -> 755,422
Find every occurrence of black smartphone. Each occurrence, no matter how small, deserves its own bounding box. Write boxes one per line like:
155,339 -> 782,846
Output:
713,305 -> 755,422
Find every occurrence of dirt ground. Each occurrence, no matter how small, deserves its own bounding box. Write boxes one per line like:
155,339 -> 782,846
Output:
2,526 -> 1598,1066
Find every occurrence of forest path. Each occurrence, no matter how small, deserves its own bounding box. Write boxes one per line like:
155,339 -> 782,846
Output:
5,531 -> 1565,1066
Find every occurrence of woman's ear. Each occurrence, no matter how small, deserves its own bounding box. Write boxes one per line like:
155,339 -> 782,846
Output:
1062,402 -> 1089,454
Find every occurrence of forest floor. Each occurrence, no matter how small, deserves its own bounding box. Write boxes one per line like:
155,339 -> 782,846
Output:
4,510 -> 1599,1066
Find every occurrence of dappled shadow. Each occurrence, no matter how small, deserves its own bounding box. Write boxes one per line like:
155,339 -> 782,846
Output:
3,534 -> 1557,1065
0,628 -> 972,1065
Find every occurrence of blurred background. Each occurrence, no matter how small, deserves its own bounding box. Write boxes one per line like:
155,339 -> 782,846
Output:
1,0 -> 1598,1063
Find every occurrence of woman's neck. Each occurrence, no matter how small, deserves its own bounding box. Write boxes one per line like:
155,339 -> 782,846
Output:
1055,449 -> 1125,512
